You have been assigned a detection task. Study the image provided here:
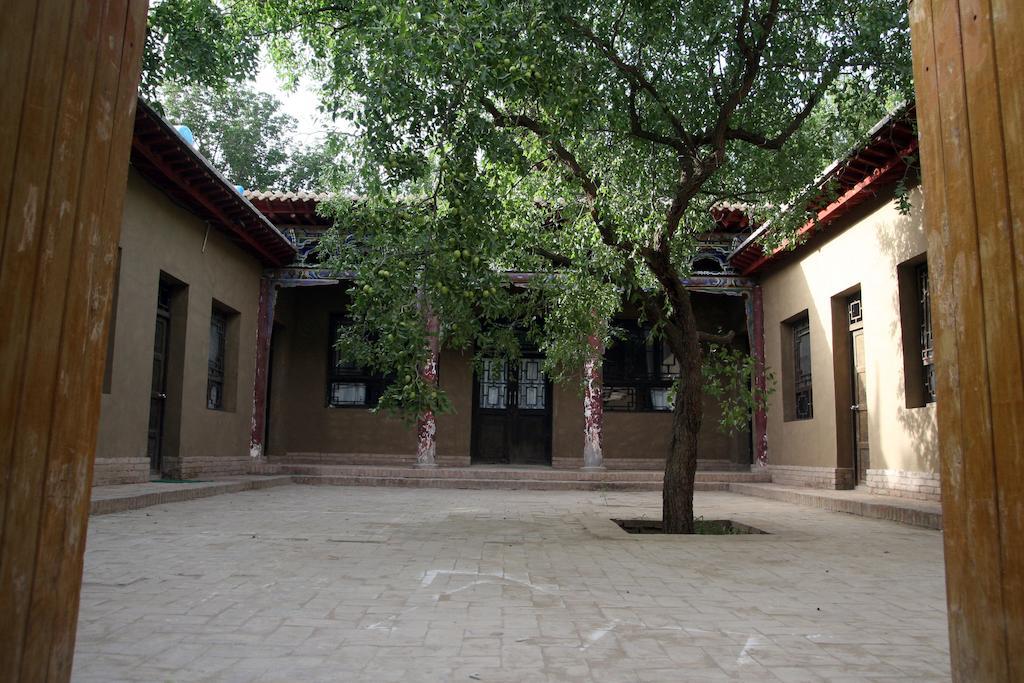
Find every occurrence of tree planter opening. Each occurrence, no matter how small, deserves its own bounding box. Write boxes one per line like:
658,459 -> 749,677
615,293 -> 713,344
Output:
613,518 -> 768,535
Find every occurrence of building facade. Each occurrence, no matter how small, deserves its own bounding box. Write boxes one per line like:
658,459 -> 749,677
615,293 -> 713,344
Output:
730,105 -> 940,500
93,101 -> 295,485
94,100 -> 938,503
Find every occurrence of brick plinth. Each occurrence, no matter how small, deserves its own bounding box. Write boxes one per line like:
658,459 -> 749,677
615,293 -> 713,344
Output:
865,469 -> 941,502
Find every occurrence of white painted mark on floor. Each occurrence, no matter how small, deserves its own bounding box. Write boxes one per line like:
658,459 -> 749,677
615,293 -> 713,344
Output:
579,619 -> 620,651
736,635 -> 767,666
420,569 -> 556,597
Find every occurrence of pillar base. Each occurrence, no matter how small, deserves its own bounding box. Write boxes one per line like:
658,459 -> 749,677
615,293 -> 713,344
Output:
580,465 -> 606,472
415,462 -> 439,469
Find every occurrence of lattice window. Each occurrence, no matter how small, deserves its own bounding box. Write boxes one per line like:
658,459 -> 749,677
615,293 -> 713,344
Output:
327,315 -> 388,407
517,359 -> 546,410
207,308 -> 227,410
478,359 -> 508,409
848,296 -> 863,326
917,262 -> 936,403
603,321 -> 676,412
792,316 -> 813,419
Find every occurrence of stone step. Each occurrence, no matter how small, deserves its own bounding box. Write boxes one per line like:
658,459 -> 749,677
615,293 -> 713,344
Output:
728,483 -> 943,530
257,463 -> 769,484
289,474 -> 734,492
90,476 -> 293,516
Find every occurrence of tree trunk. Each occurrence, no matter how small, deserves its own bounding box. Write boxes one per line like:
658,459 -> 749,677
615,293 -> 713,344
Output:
661,293 -> 703,534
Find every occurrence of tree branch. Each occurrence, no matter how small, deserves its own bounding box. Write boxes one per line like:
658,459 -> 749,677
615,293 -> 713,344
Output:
560,15 -> 692,147
479,96 -> 633,255
698,329 -> 736,344
701,0 -> 781,155
722,57 -> 845,151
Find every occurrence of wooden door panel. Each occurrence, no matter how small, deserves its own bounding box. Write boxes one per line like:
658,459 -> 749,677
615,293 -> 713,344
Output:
471,357 -> 552,465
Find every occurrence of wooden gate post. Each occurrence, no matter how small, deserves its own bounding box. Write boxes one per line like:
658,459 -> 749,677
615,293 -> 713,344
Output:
909,1 -> 1024,680
0,1 -> 148,680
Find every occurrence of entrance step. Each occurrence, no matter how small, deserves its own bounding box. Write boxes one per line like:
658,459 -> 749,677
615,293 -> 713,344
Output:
90,476 -> 293,516
252,463 -> 769,491
728,483 -> 943,530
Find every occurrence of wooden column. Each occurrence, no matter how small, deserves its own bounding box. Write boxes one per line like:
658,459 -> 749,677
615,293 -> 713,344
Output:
249,277 -> 278,460
752,286 -> 768,467
0,1 -> 149,681
582,333 -> 604,469
415,312 -> 440,467
909,1 -> 1024,680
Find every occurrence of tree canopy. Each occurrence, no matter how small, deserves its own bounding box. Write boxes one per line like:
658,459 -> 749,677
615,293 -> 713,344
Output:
146,0 -> 913,531
159,81 -> 339,192
220,0 -> 912,405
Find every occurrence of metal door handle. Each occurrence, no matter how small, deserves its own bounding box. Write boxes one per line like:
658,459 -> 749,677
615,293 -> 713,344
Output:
850,404 -> 860,410
156,393 -> 167,400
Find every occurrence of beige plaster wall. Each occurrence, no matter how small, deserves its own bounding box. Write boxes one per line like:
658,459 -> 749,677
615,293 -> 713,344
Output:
761,187 -> 938,477
95,169 -> 264,481
266,285 -> 418,458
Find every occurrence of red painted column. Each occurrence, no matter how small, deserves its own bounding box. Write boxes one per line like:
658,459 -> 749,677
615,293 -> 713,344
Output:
752,285 -> 768,467
249,277 -> 277,460
416,312 -> 440,467
582,332 -> 604,469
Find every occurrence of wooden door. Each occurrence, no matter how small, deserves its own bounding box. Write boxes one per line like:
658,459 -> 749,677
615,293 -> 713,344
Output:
147,284 -> 171,473
471,357 -> 552,465
851,327 -> 870,483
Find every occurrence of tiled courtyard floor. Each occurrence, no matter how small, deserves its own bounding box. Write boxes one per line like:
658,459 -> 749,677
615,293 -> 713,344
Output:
73,485 -> 950,682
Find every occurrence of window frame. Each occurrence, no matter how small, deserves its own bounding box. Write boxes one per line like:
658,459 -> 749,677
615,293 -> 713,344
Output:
916,262 -> 937,404
206,306 -> 228,410
326,313 -> 389,408
782,311 -> 814,422
898,254 -> 936,408
602,320 -> 677,413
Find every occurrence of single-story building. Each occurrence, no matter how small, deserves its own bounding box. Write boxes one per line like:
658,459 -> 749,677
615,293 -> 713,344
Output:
93,99 -> 938,503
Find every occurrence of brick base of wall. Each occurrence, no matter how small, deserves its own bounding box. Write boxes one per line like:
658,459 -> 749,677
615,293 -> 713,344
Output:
865,468 -> 941,502
768,465 -> 855,489
553,456 -> 750,471
92,457 -> 149,485
162,455 -> 252,480
274,452 -> 471,468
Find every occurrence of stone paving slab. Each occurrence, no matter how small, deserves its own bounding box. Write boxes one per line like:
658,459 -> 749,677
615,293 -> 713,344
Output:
74,486 -> 949,682
728,483 -> 943,530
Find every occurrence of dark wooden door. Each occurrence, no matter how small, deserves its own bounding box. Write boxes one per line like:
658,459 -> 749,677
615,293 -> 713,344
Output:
471,357 -> 552,465
851,326 -> 870,484
147,285 -> 171,473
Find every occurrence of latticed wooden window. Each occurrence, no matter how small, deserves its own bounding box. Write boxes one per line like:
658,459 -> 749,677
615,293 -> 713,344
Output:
327,315 -> 388,407
207,309 -> 227,410
602,320 -> 678,412
917,262 -> 936,403
792,316 -> 813,419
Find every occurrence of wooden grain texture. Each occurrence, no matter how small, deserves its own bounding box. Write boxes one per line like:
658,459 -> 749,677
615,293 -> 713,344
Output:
910,0 -> 1024,680
15,4 -> 107,678
0,2 -> 78,675
987,2 -> 1024,677
0,1 -> 149,681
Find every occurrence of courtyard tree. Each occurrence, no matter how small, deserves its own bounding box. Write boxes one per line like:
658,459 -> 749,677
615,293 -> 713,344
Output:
159,81 -> 340,192
168,0 -> 911,532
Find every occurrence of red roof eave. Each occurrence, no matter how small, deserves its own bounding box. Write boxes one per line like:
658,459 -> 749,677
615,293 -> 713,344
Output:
737,138 -> 918,276
728,103 -> 919,276
130,100 -> 297,267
